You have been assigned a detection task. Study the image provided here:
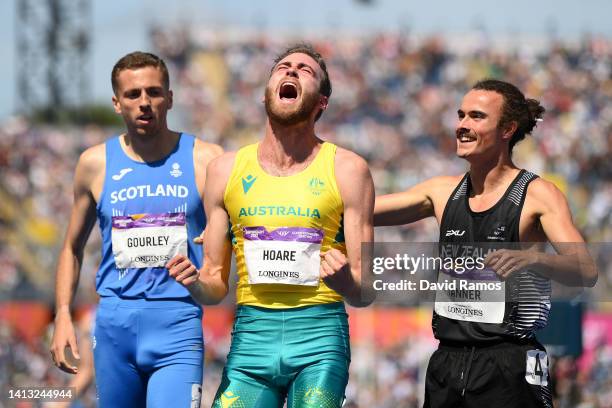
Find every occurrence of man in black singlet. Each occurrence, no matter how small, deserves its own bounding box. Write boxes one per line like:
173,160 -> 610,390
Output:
374,79 -> 597,408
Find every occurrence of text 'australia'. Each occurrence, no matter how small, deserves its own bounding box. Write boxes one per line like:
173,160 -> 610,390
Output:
238,206 -> 321,219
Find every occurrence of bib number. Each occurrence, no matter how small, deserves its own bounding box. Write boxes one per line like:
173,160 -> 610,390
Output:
111,213 -> 187,268
525,350 -> 549,386
243,226 -> 323,286
434,266 -> 505,323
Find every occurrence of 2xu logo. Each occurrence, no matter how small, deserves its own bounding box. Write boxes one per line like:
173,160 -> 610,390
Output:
525,350 -> 549,386
445,229 -> 466,237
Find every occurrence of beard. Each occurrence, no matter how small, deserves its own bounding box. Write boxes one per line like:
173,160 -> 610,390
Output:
264,84 -> 320,126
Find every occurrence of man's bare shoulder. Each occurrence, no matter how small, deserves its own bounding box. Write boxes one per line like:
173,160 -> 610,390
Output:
208,151 -> 237,176
205,152 -> 237,203
334,146 -> 369,177
77,143 -> 106,174
72,143 -> 106,195
194,139 -> 224,165
417,175 -> 463,193
526,177 -> 567,211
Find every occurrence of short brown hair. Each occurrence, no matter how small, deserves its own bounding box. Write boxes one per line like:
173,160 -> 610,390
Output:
111,51 -> 169,95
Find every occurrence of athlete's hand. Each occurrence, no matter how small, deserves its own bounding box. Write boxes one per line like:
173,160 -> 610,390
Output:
50,311 -> 80,374
193,228 -> 206,245
166,254 -> 200,287
320,249 -> 356,293
484,249 -> 539,279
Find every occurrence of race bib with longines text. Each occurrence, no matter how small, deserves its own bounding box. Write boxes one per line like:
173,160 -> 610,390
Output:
111,212 -> 187,268
434,266 -> 506,324
243,226 -> 323,286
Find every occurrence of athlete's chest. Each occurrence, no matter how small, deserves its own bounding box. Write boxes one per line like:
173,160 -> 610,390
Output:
226,173 -> 342,226
100,157 -> 200,219
439,194 -> 519,242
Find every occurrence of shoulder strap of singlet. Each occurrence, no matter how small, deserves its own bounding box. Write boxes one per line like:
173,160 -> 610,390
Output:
450,173 -> 470,201
176,133 -> 194,154
223,143 -> 257,201
312,141 -> 337,172
439,173 -> 470,239
506,170 -> 538,207
105,135 -> 122,162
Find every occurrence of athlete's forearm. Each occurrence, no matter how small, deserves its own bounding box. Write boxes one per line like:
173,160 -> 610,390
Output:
534,250 -> 597,287
373,193 -> 433,227
187,282 -> 227,305
55,247 -> 83,315
342,286 -> 371,308
341,266 -> 374,308
187,267 -> 229,305
373,206 -> 430,227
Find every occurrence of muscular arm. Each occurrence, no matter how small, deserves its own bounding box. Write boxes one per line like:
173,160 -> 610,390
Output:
51,145 -> 104,374
327,148 -> 375,307
193,139 -> 224,201
530,179 -> 598,287
192,139 -> 224,245
373,176 -> 458,227
490,179 -> 598,287
184,153 -> 234,304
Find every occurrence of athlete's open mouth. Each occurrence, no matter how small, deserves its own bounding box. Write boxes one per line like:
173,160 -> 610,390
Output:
458,135 -> 476,142
137,114 -> 153,121
457,130 -> 476,143
279,82 -> 298,100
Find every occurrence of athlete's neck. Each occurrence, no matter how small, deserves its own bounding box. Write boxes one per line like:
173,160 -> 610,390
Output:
121,129 -> 179,163
259,120 -> 321,175
468,156 -> 520,196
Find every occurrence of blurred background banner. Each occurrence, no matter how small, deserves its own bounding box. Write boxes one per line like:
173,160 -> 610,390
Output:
1,1 -> 611,407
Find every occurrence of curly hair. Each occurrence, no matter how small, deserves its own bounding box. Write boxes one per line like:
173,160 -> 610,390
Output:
472,79 -> 545,154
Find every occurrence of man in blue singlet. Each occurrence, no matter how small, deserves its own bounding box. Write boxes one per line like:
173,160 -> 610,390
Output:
50,51 -> 223,407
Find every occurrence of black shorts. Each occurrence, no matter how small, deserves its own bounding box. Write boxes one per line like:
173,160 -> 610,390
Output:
424,340 -> 553,408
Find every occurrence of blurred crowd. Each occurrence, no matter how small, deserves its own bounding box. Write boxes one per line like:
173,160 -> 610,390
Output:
1,314 -> 610,408
153,27 -> 612,245
1,28 -> 611,407
0,119 -> 105,304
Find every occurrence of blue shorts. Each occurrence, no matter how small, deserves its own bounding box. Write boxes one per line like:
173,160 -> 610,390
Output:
93,297 -> 204,408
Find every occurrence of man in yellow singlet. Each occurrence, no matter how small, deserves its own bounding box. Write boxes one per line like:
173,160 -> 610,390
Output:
167,43 -> 375,407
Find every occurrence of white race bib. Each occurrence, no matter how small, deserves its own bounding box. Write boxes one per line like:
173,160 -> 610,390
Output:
525,350 -> 549,386
243,226 -> 323,286
111,212 -> 187,268
434,266 -> 505,324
